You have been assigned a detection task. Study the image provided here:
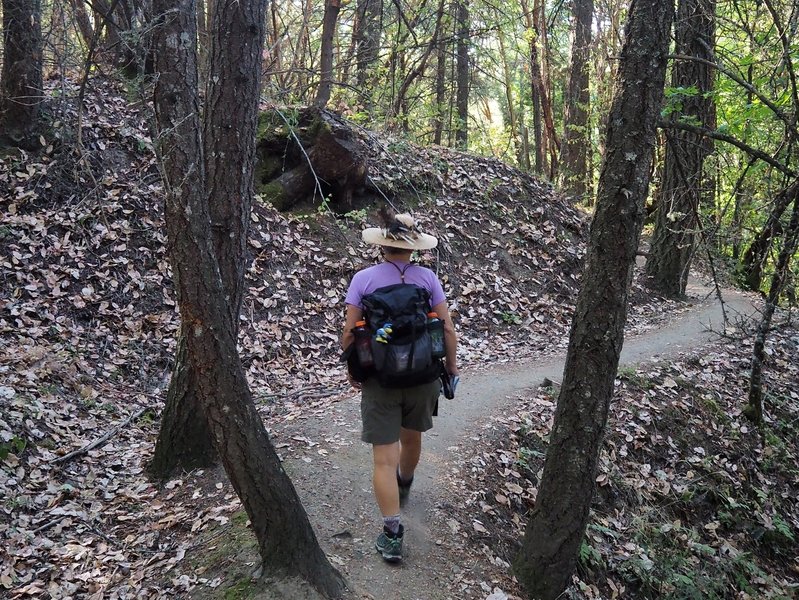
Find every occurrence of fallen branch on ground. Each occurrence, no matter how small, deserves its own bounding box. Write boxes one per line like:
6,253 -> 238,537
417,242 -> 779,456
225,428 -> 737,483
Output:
51,405 -> 152,465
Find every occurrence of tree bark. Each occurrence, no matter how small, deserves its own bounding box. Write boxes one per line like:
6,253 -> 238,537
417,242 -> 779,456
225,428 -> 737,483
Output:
1,0 -> 44,148
533,0 -> 559,179
354,0 -> 383,103
740,179 -> 799,292
150,1 -> 345,596
315,0 -> 342,108
645,0 -> 715,297
432,30 -> 447,145
513,1 -> 674,598
745,186 -> 799,425
454,0 -> 469,148
559,0 -> 594,200
521,0 -> 545,175
68,0 -> 96,48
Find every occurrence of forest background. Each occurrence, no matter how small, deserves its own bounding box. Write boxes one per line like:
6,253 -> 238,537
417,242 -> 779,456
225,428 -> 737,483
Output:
1,0 -> 798,598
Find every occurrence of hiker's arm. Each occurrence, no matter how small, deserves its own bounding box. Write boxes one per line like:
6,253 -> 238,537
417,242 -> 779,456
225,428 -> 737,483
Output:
431,301 -> 459,376
342,304 -> 363,389
341,304 -> 363,349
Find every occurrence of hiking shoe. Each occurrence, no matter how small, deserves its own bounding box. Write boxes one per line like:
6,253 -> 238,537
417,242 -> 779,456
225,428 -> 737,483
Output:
375,525 -> 404,563
397,471 -> 413,506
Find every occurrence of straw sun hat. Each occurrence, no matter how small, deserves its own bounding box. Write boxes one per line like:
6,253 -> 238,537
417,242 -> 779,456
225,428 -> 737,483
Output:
361,211 -> 438,250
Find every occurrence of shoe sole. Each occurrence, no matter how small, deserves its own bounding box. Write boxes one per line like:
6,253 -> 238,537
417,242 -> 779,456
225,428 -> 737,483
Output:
375,544 -> 402,563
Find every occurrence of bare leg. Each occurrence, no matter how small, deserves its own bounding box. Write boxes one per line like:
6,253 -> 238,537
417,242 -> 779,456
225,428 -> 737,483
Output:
398,427 -> 422,481
372,442 -> 400,516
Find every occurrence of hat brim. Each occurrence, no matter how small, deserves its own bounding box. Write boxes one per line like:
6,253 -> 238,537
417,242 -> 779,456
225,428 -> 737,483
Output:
362,228 -> 438,250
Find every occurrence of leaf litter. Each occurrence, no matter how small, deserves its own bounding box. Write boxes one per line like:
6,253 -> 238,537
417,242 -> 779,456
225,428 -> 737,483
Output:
442,326 -> 799,599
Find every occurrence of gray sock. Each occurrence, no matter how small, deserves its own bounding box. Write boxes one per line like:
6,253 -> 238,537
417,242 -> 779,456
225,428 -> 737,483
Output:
383,514 -> 401,535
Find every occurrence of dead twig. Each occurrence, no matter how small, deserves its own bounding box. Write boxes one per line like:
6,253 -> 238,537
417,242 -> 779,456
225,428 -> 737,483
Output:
51,405 -> 152,465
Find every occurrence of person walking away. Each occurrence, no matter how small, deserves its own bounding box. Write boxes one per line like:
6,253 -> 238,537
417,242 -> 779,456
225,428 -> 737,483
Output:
341,211 -> 459,563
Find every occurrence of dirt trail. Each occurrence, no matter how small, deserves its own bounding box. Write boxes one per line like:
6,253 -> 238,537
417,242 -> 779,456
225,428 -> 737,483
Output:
274,280 -> 759,600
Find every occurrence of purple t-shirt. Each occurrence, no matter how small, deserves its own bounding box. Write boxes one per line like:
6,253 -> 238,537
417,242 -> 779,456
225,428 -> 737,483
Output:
345,261 -> 446,309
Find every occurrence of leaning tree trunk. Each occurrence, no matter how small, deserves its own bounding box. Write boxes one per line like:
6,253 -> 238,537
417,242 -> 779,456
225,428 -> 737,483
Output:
315,0 -> 342,108
745,186 -> 799,425
1,0 -> 44,148
513,1 -> 674,598
645,0 -> 715,297
559,0 -> 593,200
740,179 -> 799,292
151,1 -> 345,596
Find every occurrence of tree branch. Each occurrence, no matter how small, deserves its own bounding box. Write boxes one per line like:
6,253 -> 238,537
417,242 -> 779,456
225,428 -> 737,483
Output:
51,406 -> 152,465
658,119 -> 796,177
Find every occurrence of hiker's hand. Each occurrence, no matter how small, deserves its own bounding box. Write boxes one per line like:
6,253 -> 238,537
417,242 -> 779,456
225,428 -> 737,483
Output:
446,365 -> 460,377
347,373 -> 362,390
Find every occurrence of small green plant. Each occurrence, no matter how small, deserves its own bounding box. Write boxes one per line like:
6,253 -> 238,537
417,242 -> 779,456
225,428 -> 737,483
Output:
343,208 -> 368,224
222,576 -> 255,600
0,435 -> 27,460
617,366 -> 653,389
516,446 -> 544,471
578,539 -> 605,572
498,310 -> 521,325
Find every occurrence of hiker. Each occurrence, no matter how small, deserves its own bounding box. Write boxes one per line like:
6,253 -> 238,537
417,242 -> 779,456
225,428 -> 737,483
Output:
341,211 -> 459,563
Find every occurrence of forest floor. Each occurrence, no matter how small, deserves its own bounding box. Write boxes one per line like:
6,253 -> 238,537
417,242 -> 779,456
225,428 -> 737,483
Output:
1,78 -> 798,599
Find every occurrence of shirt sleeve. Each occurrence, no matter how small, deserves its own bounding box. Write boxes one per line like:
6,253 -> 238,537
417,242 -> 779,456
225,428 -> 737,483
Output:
345,271 -> 365,308
427,271 -> 446,306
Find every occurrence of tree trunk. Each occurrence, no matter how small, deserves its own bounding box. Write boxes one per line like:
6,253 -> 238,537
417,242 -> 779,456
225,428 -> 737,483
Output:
645,0 -> 715,297
745,187 -> 799,425
150,333 -> 215,474
1,0 -> 44,148
454,0 -> 469,148
496,14 -> 522,165
68,0 -> 96,48
315,0 -> 342,108
152,0 -> 283,476
521,0 -> 545,175
150,1 -> 345,596
432,32 -> 447,145
560,0 -> 593,200
354,0 -> 382,106
740,179 -> 798,292
533,0 -> 559,179
513,1 -> 674,598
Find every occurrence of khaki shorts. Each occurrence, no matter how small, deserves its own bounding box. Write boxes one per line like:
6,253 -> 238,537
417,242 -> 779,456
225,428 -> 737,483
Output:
360,378 -> 441,445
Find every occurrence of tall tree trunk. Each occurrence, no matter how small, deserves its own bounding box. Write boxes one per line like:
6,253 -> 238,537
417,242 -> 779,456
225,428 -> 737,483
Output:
496,14 -> 522,165
454,0 -> 469,148
521,0 -> 545,175
150,0 -> 276,476
513,1 -> 674,598
740,179 -> 799,291
354,0 -> 382,109
560,0 -> 594,200
68,0 -> 95,48
745,186 -> 799,425
1,0 -> 44,148
315,0 -> 341,108
645,0 -> 715,297
150,1 -> 345,596
533,0 -> 559,179
432,30 -> 447,145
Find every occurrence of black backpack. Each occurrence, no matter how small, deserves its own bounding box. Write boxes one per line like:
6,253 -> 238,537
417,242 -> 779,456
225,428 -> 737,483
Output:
353,283 -> 441,388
